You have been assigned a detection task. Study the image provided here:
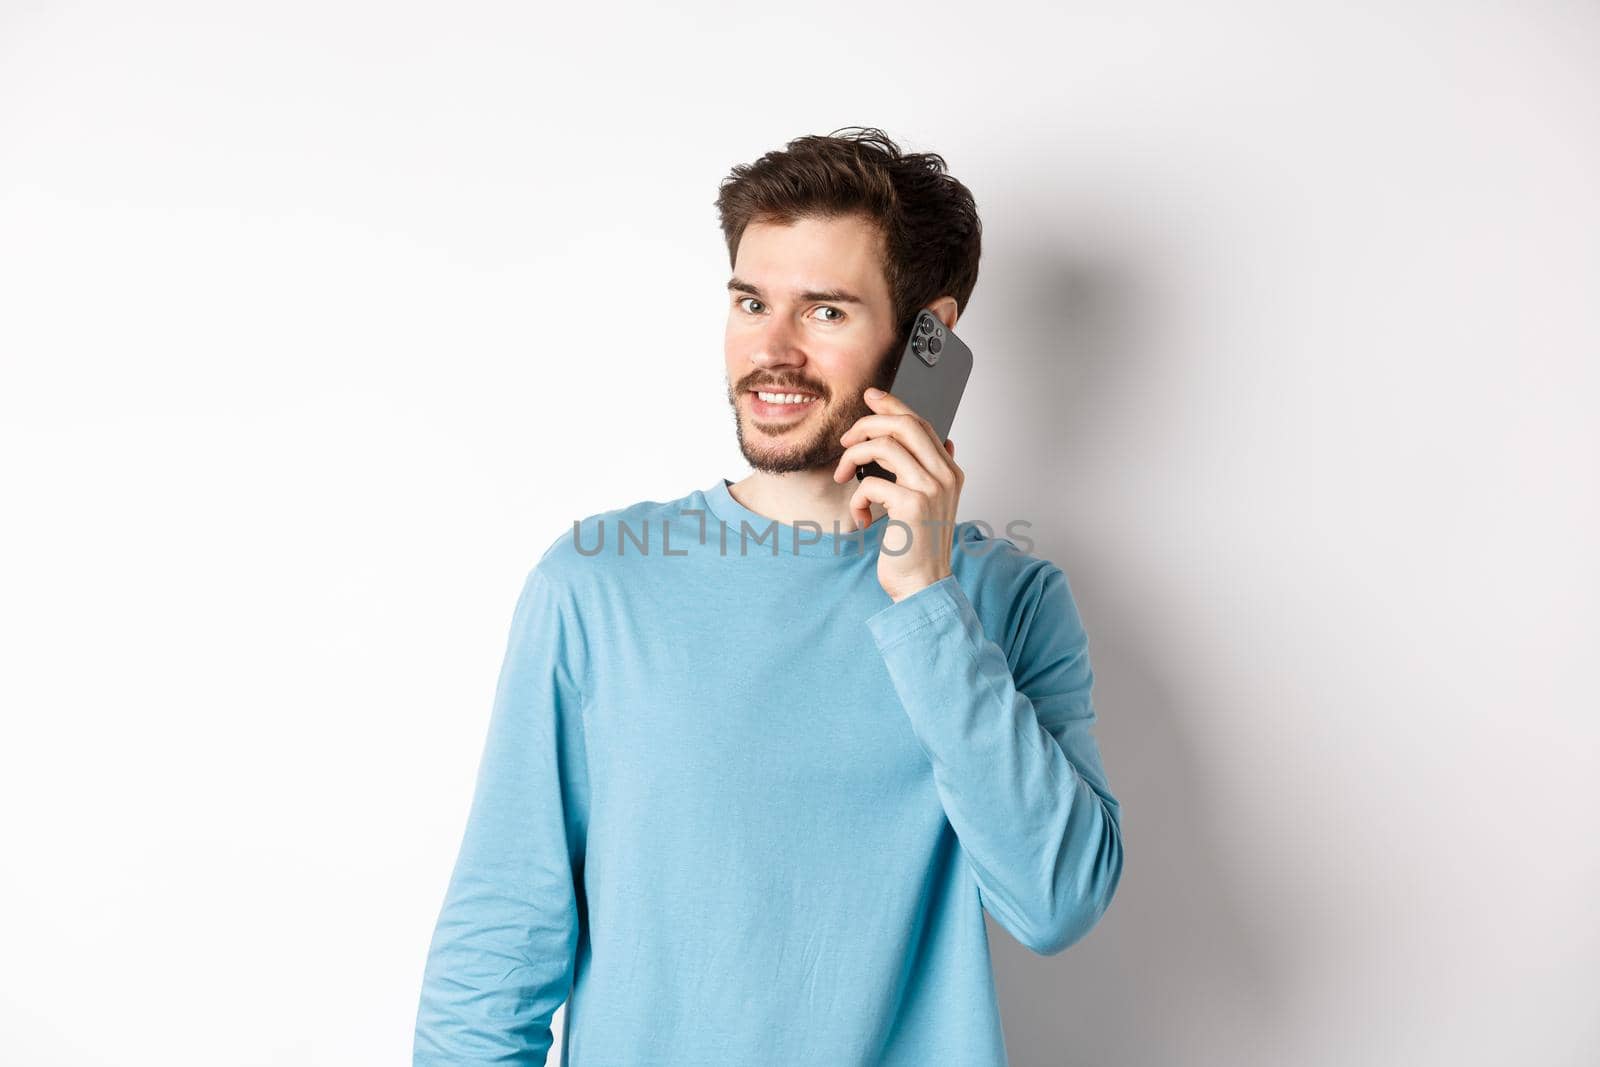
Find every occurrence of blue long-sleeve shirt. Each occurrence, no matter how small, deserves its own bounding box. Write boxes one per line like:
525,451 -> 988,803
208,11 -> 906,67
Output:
413,476 -> 1124,1065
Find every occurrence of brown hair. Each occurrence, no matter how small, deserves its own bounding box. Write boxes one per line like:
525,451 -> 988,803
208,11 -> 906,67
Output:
714,127 -> 982,336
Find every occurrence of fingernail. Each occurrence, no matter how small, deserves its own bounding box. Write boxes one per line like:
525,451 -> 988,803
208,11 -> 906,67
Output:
865,387 -> 883,398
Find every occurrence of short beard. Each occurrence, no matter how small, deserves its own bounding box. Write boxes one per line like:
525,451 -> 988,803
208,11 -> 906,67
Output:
725,344 -> 900,475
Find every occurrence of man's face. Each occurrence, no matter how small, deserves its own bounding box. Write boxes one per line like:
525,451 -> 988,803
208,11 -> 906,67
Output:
723,213 -> 901,474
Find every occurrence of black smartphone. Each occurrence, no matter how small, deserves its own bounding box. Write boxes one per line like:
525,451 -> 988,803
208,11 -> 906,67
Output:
856,308 -> 973,483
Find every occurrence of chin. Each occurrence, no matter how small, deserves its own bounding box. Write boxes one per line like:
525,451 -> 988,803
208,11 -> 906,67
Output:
730,396 -> 850,474
737,433 -> 838,475
741,451 -> 822,475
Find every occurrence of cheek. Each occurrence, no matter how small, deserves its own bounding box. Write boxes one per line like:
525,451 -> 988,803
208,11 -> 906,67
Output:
724,318 -> 760,359
816,342 -> 878,384
723,334 -> 749,373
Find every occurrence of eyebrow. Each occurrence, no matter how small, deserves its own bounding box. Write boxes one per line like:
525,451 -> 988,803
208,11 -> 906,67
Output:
727,276 -> 867,305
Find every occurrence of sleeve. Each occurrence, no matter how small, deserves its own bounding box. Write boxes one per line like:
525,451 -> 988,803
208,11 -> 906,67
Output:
864,565 -> 1123,956
414,565 -> 592,1065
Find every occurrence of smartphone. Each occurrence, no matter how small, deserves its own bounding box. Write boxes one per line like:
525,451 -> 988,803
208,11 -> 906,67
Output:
856,308 -> 973,483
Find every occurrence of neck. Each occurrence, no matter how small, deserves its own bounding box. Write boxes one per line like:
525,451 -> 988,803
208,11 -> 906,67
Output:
728,469 -> 887,532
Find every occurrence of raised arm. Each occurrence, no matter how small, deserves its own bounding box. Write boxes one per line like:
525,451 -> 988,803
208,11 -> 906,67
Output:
865,563 -> 1123,956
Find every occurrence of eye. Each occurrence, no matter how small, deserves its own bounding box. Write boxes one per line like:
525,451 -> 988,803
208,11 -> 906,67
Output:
813,306 -> 845,323
736,296 -> 765,314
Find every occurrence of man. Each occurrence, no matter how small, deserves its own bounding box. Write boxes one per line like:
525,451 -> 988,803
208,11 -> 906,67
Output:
413,127 -> 1124,1066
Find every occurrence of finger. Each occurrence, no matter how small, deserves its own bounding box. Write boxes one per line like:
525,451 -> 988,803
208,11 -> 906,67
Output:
833,435 -> 938,493
864,388 -> 942,446
840,413 -> 953,488
849,474 -> 916,531
853,389 -> 938,441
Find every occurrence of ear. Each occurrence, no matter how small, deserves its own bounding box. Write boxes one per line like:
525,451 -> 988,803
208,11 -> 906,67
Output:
926,295 -> 960,331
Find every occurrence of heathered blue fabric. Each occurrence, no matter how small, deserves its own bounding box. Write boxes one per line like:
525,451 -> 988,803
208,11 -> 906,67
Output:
414,477 -> 1123,1065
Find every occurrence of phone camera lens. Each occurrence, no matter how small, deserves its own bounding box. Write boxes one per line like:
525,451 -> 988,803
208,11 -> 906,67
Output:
927,335 -> 943,355
911,336 -> 927,356
917,317 -> 935,336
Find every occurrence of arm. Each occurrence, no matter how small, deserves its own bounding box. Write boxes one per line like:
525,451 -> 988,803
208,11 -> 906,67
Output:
414,566 -> 591,1065
865,564 -> 1123,956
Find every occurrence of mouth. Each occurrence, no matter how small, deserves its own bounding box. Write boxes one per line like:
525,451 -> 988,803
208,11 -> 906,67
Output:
747,388 -> 821,421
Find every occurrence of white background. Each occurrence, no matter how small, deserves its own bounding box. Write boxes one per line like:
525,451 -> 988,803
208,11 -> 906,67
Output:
2,2 -> 1596,1064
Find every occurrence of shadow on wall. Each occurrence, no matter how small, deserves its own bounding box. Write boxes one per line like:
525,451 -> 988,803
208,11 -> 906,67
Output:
979,245 -> 1288,1065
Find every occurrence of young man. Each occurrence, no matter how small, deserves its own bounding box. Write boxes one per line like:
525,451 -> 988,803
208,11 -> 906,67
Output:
413,128 -> 1124,1066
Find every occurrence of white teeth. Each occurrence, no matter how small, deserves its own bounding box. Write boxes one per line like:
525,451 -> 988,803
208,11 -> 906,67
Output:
756,391 -> 815,405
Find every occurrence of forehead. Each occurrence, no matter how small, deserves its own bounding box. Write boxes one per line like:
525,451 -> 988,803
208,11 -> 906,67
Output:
733,214 -> 892,305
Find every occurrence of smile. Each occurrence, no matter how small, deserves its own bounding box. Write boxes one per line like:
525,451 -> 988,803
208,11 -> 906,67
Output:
749,389 -> 820,419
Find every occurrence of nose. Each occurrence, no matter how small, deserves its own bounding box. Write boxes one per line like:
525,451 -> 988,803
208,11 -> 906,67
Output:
749,315 -> 806,374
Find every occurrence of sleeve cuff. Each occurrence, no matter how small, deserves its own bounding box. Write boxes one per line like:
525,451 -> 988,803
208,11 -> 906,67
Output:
865,574 -> 974,651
